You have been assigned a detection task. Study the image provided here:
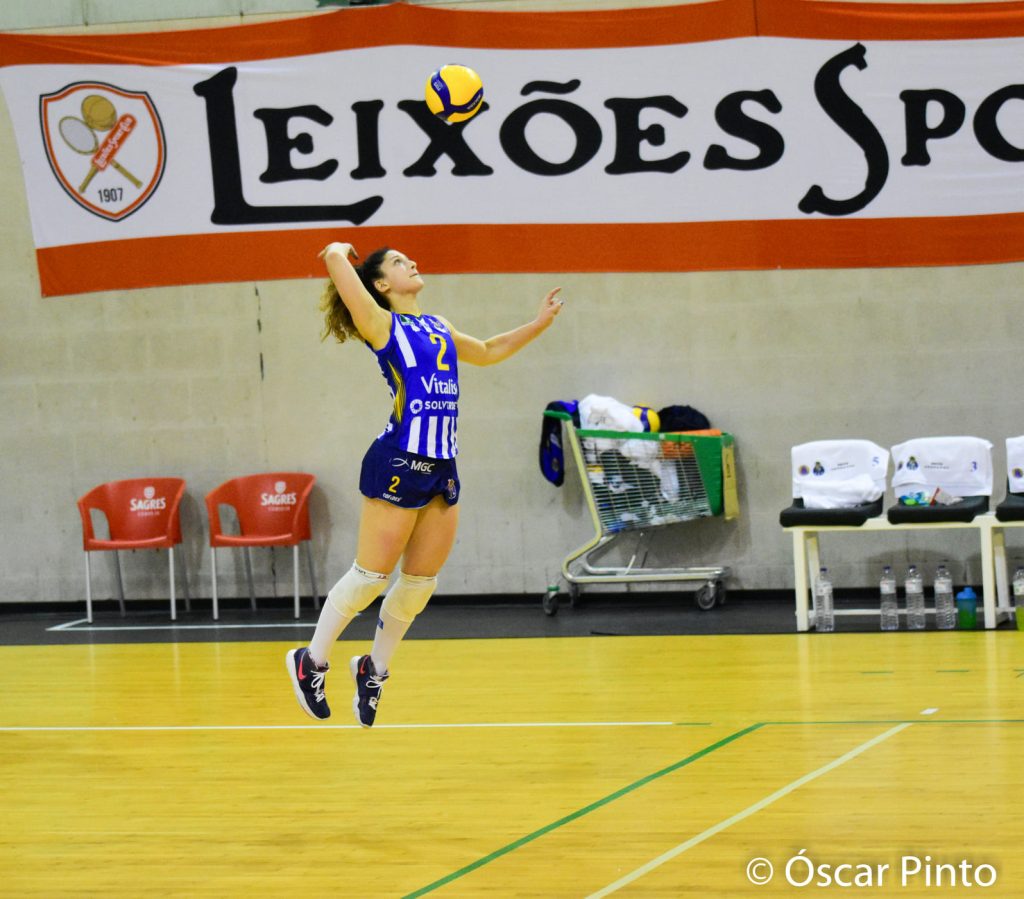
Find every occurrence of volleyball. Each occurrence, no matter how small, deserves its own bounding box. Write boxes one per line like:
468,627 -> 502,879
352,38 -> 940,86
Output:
425,64 -> 484,124
632,405 -> 660,433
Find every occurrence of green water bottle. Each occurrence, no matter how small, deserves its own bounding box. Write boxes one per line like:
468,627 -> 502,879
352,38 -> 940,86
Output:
955,587 -> 977,629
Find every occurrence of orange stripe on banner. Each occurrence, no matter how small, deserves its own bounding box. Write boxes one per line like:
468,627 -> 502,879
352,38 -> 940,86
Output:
0,2 -> 757,67
36,215 -> 1024,297
758,0 -> 1024,40
1,0 -> 1023,68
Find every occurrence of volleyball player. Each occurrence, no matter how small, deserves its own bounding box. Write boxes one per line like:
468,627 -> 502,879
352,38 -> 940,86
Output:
287,242 -> 563,726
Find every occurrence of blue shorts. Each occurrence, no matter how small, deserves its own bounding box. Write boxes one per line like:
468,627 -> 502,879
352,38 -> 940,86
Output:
359,441 -> 460,509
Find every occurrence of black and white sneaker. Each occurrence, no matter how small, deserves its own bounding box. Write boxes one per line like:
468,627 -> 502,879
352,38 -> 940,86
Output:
286,647 -> 330,720
350,654 -> 389,728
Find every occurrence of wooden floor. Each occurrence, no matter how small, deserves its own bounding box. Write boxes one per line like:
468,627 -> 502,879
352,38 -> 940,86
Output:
1,631 -> 1022,896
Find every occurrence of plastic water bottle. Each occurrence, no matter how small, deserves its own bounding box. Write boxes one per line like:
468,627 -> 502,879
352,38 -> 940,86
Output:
815,567 -> 835,633
905,564 -> 926,630
1007,565 -> 1024,630
1012,566 -> 1024,615
934,561 -> 956,630
880,565 -> 899,631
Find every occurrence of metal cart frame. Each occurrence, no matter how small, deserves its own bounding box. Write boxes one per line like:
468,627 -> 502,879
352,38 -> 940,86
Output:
543,411 -> 734,615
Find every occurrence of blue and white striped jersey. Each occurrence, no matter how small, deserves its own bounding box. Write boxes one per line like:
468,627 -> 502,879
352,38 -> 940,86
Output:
370,312 -> 459,460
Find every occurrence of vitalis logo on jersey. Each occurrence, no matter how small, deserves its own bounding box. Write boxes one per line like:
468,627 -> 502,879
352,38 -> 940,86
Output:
261,480 -> 297,509
130,485 -> 167,515
410,372 -> 459,416
420,373 -> 458,396
40,81 -> 166,222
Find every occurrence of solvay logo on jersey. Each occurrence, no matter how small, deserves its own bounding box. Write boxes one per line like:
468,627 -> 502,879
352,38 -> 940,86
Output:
420,373 -> 458,397
130,485 -> 167,513
261,480 -> 297,508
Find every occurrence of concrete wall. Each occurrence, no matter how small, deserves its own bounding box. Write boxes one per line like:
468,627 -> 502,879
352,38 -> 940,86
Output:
3,0 -> 1021,606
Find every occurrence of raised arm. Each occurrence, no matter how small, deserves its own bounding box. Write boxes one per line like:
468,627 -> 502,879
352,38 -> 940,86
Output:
444,287 -> 563,367
318,242 -> 392,349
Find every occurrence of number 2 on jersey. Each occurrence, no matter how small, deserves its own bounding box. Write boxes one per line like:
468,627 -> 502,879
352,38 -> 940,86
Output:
429,333 -> 451,371
388,476 -> 400,494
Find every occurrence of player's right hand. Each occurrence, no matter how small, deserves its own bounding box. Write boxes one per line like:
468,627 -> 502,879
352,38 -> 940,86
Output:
318,242 -> 359,262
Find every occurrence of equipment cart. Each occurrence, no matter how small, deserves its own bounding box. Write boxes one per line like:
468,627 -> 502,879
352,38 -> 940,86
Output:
543,410 -> 736,615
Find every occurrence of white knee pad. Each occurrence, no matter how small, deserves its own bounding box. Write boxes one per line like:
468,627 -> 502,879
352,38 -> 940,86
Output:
381,571 -> 437,623
327,563 -> 389,618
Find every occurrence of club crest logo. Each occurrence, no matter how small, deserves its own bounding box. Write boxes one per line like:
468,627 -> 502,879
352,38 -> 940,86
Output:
40,81 -> 166,221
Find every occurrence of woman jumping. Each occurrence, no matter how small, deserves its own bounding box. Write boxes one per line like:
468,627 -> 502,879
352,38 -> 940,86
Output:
287,242 -> 563,726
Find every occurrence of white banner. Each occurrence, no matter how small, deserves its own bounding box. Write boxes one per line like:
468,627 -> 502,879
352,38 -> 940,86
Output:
1,1 -> 1023,294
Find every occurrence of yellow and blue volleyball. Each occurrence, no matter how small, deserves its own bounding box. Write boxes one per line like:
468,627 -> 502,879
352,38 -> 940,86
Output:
425,64 -> 484,124
632,405 -> 660,432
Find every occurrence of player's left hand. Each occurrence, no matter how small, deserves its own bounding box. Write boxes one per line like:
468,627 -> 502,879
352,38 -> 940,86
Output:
537,287 -> 564,327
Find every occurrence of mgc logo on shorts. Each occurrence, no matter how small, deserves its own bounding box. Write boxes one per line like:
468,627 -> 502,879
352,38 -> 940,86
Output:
391,456 -> 436,474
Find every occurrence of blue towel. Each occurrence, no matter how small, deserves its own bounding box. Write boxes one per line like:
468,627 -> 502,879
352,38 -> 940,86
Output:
540,401 -> 579,486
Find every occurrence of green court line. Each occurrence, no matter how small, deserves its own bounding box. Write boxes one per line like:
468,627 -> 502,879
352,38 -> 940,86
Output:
936,668 -> 970,673
860,670 -> 894,674
401,722 -> 765,898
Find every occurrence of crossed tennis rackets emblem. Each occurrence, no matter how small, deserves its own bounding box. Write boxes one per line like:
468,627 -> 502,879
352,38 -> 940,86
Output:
41,81 -> 166,222
58,94 -> 142,193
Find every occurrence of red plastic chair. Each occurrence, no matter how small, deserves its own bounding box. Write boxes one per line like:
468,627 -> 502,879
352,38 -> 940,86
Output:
205,472 -> 320,620
76,478 -> 190,622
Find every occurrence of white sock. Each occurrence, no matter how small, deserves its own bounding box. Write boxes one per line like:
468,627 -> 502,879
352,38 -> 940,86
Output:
370,610 -> 413,675
308,602 -> 352,668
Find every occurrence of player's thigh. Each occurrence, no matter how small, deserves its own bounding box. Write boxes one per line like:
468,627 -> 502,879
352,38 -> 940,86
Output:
355,497 -> 419,574
401,495 -> 460,577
